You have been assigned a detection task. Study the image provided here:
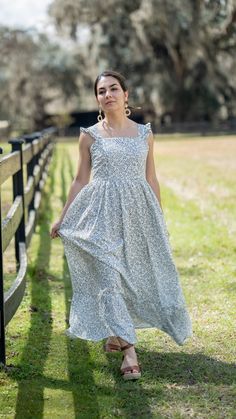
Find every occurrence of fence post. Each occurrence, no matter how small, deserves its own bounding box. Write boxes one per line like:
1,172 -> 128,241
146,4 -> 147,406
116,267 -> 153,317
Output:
8,139 -> 26,266
0,147 -> 6,366
24,133 -> 41,211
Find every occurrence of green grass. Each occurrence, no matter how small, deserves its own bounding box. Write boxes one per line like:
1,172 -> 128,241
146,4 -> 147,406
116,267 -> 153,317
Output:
0,136 -> 236,418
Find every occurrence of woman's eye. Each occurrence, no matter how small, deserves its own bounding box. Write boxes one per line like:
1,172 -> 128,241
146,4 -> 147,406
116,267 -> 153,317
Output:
98,87 -> 117,94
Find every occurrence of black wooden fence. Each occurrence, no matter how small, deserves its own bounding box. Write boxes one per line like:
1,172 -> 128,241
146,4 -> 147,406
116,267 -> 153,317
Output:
0,128 -> 55,366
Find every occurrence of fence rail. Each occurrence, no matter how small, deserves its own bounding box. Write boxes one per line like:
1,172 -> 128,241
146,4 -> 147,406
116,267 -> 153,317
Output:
0,127 -> 56,366
157,120 -> 236,135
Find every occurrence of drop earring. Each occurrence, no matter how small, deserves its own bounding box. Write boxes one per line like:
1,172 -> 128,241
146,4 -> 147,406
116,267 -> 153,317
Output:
125,102 -> 131,116
97,107 -> 103,122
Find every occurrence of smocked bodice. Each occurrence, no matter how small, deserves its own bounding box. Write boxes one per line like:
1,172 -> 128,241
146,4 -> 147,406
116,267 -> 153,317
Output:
80,123 -> 152,182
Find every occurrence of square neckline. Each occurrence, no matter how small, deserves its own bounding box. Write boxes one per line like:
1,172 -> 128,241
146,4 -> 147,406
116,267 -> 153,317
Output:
92,123 -> 141,140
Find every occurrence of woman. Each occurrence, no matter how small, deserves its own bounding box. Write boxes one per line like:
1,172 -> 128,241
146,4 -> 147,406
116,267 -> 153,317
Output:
50,70 -> 192,380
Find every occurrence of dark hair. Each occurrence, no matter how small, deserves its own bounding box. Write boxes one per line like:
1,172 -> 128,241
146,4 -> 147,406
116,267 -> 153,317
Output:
94,70 -> 128,97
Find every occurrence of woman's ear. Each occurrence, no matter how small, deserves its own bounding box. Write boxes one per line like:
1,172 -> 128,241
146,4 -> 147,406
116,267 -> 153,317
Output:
124,91 -> 129,102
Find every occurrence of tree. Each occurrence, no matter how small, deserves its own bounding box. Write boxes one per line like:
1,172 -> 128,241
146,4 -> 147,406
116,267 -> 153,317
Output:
49,0 -> 236,123
0,26 -> 79,132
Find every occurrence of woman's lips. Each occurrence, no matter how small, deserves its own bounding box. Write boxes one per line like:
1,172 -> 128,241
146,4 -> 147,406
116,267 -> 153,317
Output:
106,101 -> 115,104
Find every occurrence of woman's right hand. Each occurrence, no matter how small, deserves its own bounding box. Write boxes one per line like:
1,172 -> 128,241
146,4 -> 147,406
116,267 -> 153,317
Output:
50,220 -> 62,239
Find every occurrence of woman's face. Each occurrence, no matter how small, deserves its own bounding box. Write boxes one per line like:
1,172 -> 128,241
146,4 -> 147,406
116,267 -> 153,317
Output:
96,76 -> 128,113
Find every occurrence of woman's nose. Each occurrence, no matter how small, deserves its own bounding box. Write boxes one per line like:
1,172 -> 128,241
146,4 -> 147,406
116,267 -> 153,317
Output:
105,90 -> 112,98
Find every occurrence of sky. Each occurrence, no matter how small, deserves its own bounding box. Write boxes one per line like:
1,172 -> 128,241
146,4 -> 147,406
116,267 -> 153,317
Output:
0,0 -> 89,45
0,0 -> 53,31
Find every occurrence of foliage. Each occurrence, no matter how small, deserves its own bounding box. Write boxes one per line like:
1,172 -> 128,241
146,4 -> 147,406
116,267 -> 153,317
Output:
0,26 -> 79,132
49,0 -> 236,123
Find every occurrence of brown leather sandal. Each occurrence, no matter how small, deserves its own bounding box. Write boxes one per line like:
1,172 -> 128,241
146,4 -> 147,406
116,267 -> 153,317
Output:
121,365 -> 141,380
103,338 -> 121,353
120,344 -> 141,380
104,342 -> 121,352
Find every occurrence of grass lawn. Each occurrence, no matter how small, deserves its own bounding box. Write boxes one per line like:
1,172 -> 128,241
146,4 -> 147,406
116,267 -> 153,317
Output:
0,134 -> 236,418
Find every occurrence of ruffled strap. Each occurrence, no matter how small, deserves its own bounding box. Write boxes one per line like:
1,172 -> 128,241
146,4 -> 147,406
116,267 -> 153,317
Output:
80,126 -> 89,135
80,126 -> 97,143
80,126 -> 95,137
145,122 -> 152,134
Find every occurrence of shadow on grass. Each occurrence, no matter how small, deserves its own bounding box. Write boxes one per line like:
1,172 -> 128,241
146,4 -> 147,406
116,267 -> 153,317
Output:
105,351 -> 158,418
101,347 -> 236,417
12,150 -> 57,418
139,350 -> 236,385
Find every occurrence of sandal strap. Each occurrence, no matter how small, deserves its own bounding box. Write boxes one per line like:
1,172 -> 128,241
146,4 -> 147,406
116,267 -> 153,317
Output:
104,343 -> 121,351
120,343 -> 134,351
121,365 -> 140,374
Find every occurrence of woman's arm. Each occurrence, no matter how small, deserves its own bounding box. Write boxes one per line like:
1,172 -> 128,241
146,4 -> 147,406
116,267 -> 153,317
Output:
58,132 -> 93,223
145,131 -> 163,211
